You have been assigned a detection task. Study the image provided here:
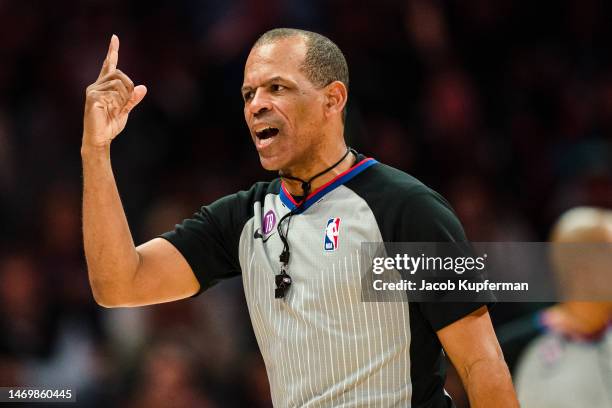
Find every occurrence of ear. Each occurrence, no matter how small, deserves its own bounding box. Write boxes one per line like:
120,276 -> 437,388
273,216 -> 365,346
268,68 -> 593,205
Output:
324,81 -> 348,119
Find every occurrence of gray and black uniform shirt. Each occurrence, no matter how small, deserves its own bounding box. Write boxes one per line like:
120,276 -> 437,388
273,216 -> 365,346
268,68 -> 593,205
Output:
161,154 -> 488,408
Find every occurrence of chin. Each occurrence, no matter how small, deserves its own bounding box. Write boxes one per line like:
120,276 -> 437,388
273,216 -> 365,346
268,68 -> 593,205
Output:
258,154 -> 283,172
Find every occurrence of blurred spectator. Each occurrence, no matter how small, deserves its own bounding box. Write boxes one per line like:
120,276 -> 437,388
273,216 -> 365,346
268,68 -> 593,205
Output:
124,339 -> 216,408
514,207 -> 612,407
0,253 -> 57,359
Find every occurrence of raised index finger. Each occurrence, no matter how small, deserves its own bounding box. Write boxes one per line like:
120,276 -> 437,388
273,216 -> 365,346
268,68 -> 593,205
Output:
97,34 -> 119,80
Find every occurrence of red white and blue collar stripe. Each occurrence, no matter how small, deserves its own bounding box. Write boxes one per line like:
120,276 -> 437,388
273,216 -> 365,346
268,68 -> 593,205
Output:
279,157 -> 378,213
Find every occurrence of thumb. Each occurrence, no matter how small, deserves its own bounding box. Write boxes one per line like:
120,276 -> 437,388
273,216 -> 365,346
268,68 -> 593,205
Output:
123,85 -> 147,113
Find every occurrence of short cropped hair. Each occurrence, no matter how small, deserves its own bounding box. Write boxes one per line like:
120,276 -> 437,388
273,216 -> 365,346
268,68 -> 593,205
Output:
253,28 -> 349,120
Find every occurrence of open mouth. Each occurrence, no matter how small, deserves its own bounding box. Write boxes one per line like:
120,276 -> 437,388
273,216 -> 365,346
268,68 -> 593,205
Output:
255,127 -> 279,139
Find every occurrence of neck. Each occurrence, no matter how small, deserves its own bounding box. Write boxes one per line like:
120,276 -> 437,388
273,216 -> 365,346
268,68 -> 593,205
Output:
281,144 -> 355,197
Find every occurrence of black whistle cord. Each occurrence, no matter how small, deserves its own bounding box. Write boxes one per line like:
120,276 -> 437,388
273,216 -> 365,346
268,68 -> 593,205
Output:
274,147 -> 356,298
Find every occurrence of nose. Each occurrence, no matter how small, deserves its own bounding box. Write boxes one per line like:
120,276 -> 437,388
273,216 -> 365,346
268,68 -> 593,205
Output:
247,88 -> 272,116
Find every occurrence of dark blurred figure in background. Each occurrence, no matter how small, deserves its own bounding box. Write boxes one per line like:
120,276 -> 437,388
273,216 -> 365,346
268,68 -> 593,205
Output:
1,1 -> 612,406
0,253 -> 56,359
125,338 -> 216,408
514,207 -> 612,407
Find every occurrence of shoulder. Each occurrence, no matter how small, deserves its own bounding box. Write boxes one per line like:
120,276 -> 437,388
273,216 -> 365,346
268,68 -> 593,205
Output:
159,179 -> 282,288
346,161 -> 465,242
164,179 -> 281,243
346,161 -> 455,219
347,161 -> 446,205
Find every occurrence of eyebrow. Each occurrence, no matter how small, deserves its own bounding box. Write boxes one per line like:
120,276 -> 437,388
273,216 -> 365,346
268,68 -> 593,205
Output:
241,76 -> 289,93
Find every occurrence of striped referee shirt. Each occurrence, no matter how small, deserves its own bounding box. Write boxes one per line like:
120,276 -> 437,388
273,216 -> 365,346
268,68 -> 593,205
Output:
161,153 -> 487,407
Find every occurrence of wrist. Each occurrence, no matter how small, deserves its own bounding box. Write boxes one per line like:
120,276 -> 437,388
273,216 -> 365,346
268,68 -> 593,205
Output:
81,143 -> 111,159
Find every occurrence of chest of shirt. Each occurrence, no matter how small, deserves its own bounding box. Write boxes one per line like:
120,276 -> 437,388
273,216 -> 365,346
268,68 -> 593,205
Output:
238,186 -> 384,305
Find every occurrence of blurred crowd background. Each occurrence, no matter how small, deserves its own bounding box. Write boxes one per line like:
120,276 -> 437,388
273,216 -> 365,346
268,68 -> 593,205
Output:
1,0 -> 611,406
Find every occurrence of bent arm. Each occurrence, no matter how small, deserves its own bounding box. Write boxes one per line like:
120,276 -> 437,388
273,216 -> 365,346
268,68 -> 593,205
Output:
437,306 -> 519,408
82,146 -> 199,307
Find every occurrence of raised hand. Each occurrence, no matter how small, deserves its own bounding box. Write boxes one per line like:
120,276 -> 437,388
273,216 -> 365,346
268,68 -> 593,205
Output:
82,35 -> 147,149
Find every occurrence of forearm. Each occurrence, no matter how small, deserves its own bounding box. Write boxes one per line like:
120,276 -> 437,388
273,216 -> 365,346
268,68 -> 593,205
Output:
463,357 -> 518,408
82,145 -> 139,306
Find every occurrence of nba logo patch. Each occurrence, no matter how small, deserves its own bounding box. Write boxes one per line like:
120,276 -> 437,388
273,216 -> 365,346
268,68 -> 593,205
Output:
324,218 -> 341,251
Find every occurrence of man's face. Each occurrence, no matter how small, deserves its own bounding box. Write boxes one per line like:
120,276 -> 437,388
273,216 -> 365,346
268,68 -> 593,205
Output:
242,37 -> 326,171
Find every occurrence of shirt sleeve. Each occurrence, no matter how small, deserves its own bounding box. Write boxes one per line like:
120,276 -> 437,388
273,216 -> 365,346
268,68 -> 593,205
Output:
159,189 -> 255,294
400,190 -> 495,332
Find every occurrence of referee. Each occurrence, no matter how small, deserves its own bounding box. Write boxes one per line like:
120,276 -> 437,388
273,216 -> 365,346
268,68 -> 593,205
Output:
82,29 -> 518,407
